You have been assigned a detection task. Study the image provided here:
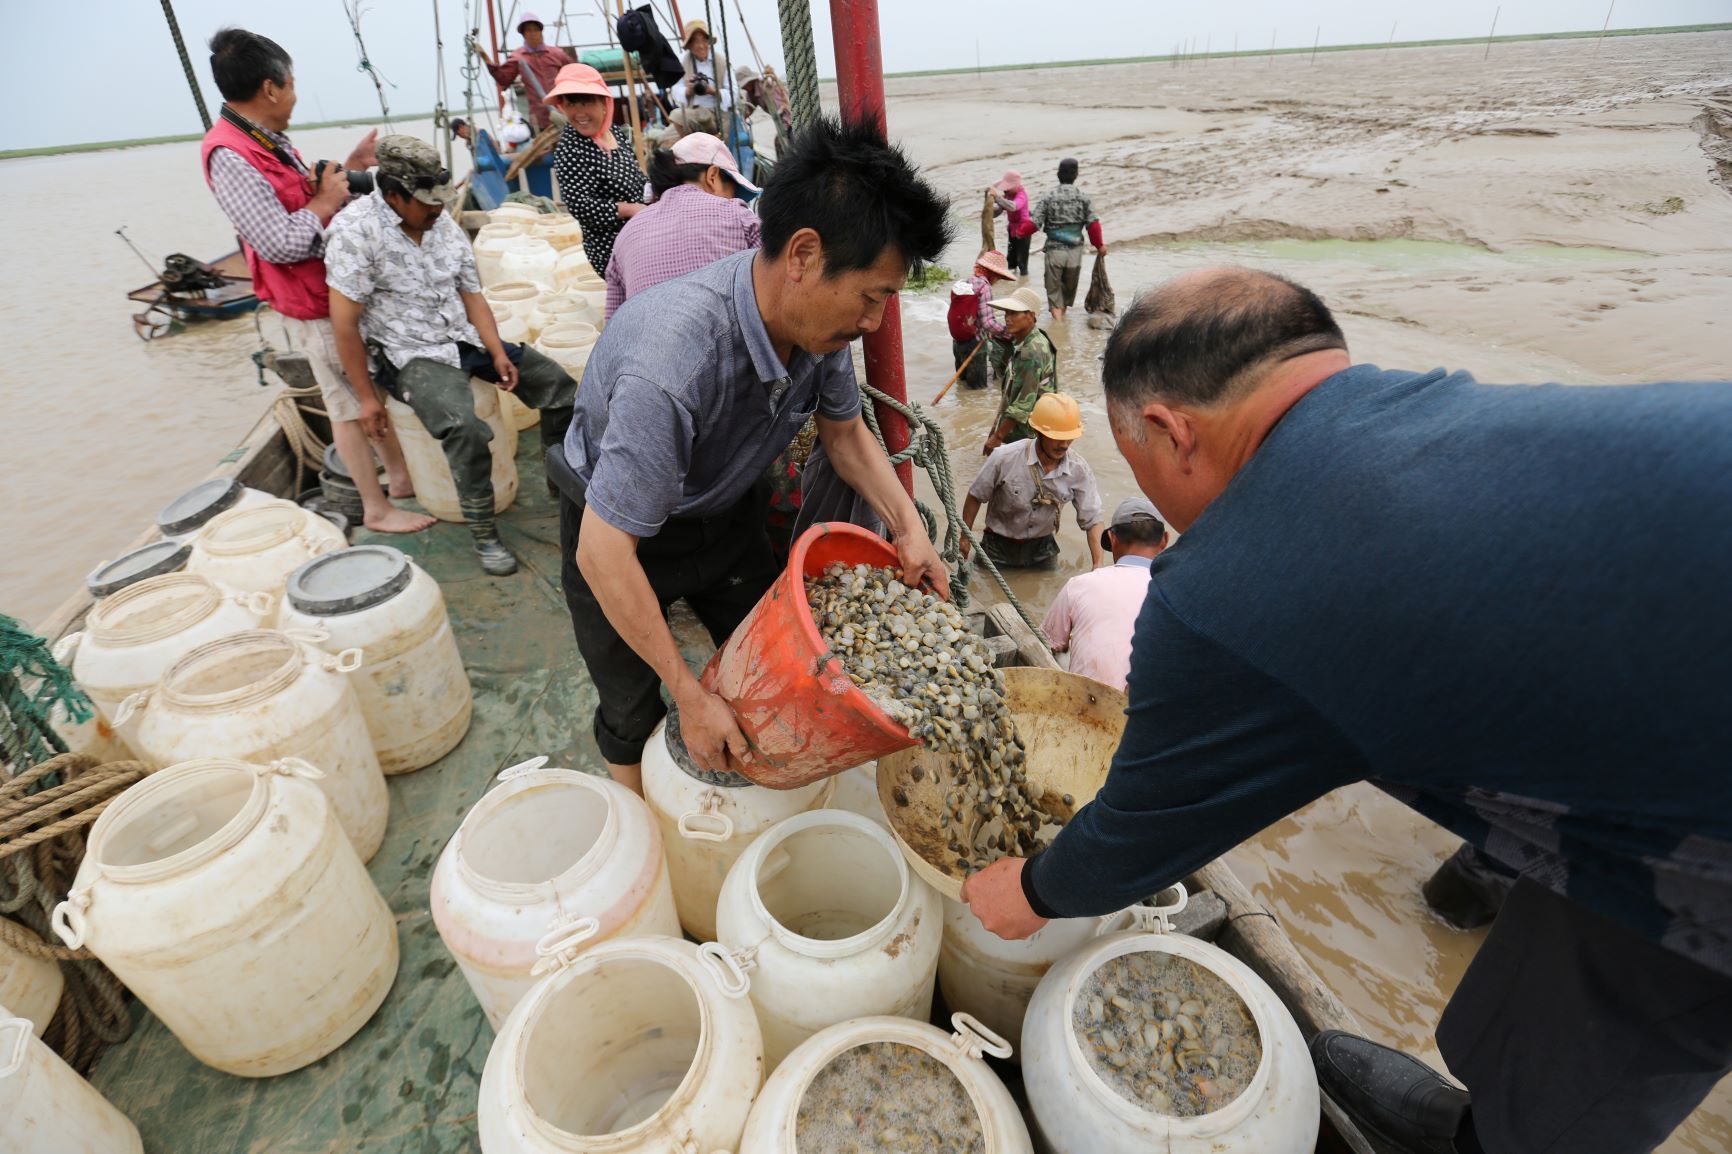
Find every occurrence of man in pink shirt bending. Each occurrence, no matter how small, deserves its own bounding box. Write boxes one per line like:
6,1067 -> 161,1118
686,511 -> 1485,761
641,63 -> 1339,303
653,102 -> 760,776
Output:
1040,498 -> 1167,690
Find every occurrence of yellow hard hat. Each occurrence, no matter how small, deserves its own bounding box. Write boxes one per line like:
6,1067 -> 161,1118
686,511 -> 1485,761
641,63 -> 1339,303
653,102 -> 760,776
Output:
1029,393 -> 1084,440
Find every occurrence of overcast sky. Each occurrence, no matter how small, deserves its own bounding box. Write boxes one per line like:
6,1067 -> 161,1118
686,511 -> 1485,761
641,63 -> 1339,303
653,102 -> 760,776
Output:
1,1 -> 1723,151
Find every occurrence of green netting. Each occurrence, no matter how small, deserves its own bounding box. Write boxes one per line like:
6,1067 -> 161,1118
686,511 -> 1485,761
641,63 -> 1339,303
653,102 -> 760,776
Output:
0,613 -> 90,776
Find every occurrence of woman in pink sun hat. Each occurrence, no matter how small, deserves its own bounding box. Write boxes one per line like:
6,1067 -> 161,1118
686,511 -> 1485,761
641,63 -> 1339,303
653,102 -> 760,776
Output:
548,62 -> 648,275
992,170 -> 1035,278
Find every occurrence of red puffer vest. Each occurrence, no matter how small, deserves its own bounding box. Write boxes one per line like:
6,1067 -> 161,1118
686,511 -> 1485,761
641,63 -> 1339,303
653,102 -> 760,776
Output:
200,117 -> 330,320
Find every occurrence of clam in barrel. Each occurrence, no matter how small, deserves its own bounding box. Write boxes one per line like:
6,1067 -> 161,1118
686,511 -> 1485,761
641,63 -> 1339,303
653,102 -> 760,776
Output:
0,1008 -> 142,1153
51,758 -> 398,1077
1020,888 -> 1320,1154
740,1013 -> 1032,1154
430,757 -> 679,1028
279,546 -> 473,774
714,809 -> 943,1071
478,936 -> 763,1154
641,719 -> 837,942
117,629 -> 390,861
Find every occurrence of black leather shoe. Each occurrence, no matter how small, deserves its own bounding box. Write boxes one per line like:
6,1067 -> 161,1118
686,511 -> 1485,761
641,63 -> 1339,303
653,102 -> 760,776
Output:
1311,1031 -> 1468,1154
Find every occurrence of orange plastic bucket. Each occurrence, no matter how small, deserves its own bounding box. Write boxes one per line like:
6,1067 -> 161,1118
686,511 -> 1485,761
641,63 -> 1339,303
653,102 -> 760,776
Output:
699,523 -> 921,789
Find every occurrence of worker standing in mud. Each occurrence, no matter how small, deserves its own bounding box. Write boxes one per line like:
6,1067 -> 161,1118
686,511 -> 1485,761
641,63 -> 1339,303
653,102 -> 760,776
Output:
1033,158 -> 1105,320
982,287 -> 1059,453
964,267 -> 1732,1154
549,118 -> 951,795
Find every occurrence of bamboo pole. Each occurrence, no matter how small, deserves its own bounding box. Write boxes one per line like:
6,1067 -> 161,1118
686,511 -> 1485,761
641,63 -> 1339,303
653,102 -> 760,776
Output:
1484,6 -> 1500,60
931,341 -> 986,405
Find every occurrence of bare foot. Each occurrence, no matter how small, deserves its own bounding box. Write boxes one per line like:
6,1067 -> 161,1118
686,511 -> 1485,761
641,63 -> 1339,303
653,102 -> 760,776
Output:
365,507 -> 437,533
386,476 -> 416,499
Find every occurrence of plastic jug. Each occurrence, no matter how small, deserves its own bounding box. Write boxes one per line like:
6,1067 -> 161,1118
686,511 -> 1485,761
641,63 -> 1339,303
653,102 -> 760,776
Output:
118,630 -> 389,861
430,757 -> 680,1028
553,249 -> 597,290
0,922 -> 63,1036
714,809 -> 942,1070
1019,888 -> 1320,1154
488,203 -> 541,224
499,237 -> 559,289
278,546 -> 472,774
58,572 -> 274,756
0,1007 -> 143,1153
52,758 -> 397,1077
531,215 -> 584,251
185,502 -> 345,603
527,292 -> 593,339
477,936 -> 762,1154
739,1013 -> 1032,1153
384,379 -> 519,523
483,280 -> 541,323
156,477 -> 284,543
641,720 -> 836,941
533,323 -> 599,380
701,523 -> 920,789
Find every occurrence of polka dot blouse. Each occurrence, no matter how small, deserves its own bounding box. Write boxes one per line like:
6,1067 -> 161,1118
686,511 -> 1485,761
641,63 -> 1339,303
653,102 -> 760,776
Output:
554,124 -> 648,276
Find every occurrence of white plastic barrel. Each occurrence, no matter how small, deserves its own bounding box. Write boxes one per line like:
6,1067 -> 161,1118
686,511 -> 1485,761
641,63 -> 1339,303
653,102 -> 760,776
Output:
478,936 -> 762,1154
533,323 -> 598,381
185,502 -> 345,603
476,225 -> 530,287
488,203 -> 541,224
939,898 -> 1137,1053
499,237 -> 559,288
117,630 -> 389,862
384,379 -> 519,523
553,249 -> 597,290
59,573 -> 274,756
83,540 -> 191,601
0,1008 -> 143,1153
431,757 -> 680,1028
527,293 -> 593,340
491,311 -> 530,346
640,721 -> 836,942
52,758 -> 398,1077
483,281 -> 541,323
278,546 -> 472,774
0,922 -> 63,1036
739,1013 -> 1032,1153
530,215 -> 583,251
714,809 -> 943,1070
1020,888 -> 1320,1154
156,477 -> 284,544
499,389 -> 541,433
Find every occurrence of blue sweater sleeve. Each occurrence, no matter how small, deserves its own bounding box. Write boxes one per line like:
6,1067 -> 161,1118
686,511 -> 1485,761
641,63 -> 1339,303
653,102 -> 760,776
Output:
1023,586 -> 1371,919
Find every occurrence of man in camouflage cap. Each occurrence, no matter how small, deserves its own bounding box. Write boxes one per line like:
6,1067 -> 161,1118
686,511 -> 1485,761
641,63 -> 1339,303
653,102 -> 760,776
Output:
325,134 -> 578,575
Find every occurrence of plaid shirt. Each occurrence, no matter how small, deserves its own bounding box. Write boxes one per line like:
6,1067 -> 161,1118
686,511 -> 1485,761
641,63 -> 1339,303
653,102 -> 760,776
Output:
208,132 -> 327,265
603,184 -> 762,320
969,272 -> 1008,339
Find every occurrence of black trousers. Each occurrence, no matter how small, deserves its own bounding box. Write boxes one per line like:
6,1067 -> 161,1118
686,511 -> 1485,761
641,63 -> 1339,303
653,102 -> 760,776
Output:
1438,879 -> 1732,1154
1006,233 -> 1031,275
552,451 -> 779,764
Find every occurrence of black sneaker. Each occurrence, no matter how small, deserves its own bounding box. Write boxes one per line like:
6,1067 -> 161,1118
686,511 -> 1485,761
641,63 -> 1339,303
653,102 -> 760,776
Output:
474,539 -> 519,576
1310,1031 -> 1468,1154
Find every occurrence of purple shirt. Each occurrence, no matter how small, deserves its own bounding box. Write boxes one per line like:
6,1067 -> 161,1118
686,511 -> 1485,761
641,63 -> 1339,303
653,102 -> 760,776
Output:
1040,555 -> 1155,691
603,184 -> 762,321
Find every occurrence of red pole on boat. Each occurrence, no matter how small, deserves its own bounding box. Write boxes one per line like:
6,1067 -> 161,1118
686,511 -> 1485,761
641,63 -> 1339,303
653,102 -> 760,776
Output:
487,0 -> 501,63
829,0 -> 913,497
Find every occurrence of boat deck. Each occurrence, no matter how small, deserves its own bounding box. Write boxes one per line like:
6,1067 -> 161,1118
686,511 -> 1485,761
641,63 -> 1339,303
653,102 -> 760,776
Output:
87,436 -> 713,1153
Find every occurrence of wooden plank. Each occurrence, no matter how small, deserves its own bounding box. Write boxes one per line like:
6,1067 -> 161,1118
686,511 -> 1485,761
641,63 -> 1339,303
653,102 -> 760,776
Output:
987,602 -> 1060,670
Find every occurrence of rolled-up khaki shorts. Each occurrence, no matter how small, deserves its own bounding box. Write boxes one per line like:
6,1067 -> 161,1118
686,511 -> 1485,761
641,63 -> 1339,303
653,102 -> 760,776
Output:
280,314 -> 362,423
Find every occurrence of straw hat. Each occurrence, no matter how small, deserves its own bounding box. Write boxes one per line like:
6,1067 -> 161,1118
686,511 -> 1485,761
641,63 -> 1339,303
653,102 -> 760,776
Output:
974,250 -> 1012,280
988,286 -> 1044,314
682,18 -> 711,46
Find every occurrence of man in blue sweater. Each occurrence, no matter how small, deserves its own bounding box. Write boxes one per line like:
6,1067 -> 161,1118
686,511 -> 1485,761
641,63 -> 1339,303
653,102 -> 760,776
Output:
962,267 -> 1732,1154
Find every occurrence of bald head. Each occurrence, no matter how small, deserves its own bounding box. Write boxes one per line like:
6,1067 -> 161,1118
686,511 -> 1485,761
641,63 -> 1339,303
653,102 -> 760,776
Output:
1102,267 -> 1346,414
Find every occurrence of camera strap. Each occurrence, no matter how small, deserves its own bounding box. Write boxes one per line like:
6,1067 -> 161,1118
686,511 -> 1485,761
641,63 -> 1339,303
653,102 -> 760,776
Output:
219,105 -> 308,176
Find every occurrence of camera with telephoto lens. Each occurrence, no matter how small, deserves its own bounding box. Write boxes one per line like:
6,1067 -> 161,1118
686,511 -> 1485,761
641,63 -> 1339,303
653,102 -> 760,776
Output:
313,159 -> 375,196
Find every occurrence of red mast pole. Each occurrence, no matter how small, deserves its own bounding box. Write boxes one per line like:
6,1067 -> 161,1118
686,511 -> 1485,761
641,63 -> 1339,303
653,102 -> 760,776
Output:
829,0 -> 913,496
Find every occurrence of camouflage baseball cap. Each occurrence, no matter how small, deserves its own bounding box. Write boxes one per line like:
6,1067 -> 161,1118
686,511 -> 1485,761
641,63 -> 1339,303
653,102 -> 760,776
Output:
375,135 -> 456,206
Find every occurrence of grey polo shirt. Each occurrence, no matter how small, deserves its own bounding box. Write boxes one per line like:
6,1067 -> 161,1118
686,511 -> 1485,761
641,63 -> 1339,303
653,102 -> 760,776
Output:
967,437 -> 1103,540
565,249 -> 863,537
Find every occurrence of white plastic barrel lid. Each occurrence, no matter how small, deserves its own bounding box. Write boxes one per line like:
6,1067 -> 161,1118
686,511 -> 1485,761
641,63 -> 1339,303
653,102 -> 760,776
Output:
321,442 -> 352,481
157,477 -> 244,537
86,540 -> 192,599
286,545 -> 412,617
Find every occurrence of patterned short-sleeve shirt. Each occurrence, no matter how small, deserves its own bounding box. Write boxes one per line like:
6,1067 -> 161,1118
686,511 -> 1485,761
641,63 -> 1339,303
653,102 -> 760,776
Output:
324,191 -> 483,370
554,125 -> 648,275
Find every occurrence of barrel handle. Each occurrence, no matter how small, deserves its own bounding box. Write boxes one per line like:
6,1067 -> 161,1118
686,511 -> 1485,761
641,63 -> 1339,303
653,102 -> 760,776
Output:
678,791 -> 733,842
696,942 -> 753,999
497,755 -> 551,782
1125,883 -> 1189,935
323,647 -> 365,674
950,1011 -> 1014,1061
111,689 -> 149,728
305,533 -> 341,556
281,625 -> 330,645
1093,906 -> 1141,938
0,1018 -> 30,1081
51,888 -> 93,951
530,916 -> 601,975
266,757 -> 327,781
52,631 -> 82,664
238,590 -> 277,618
